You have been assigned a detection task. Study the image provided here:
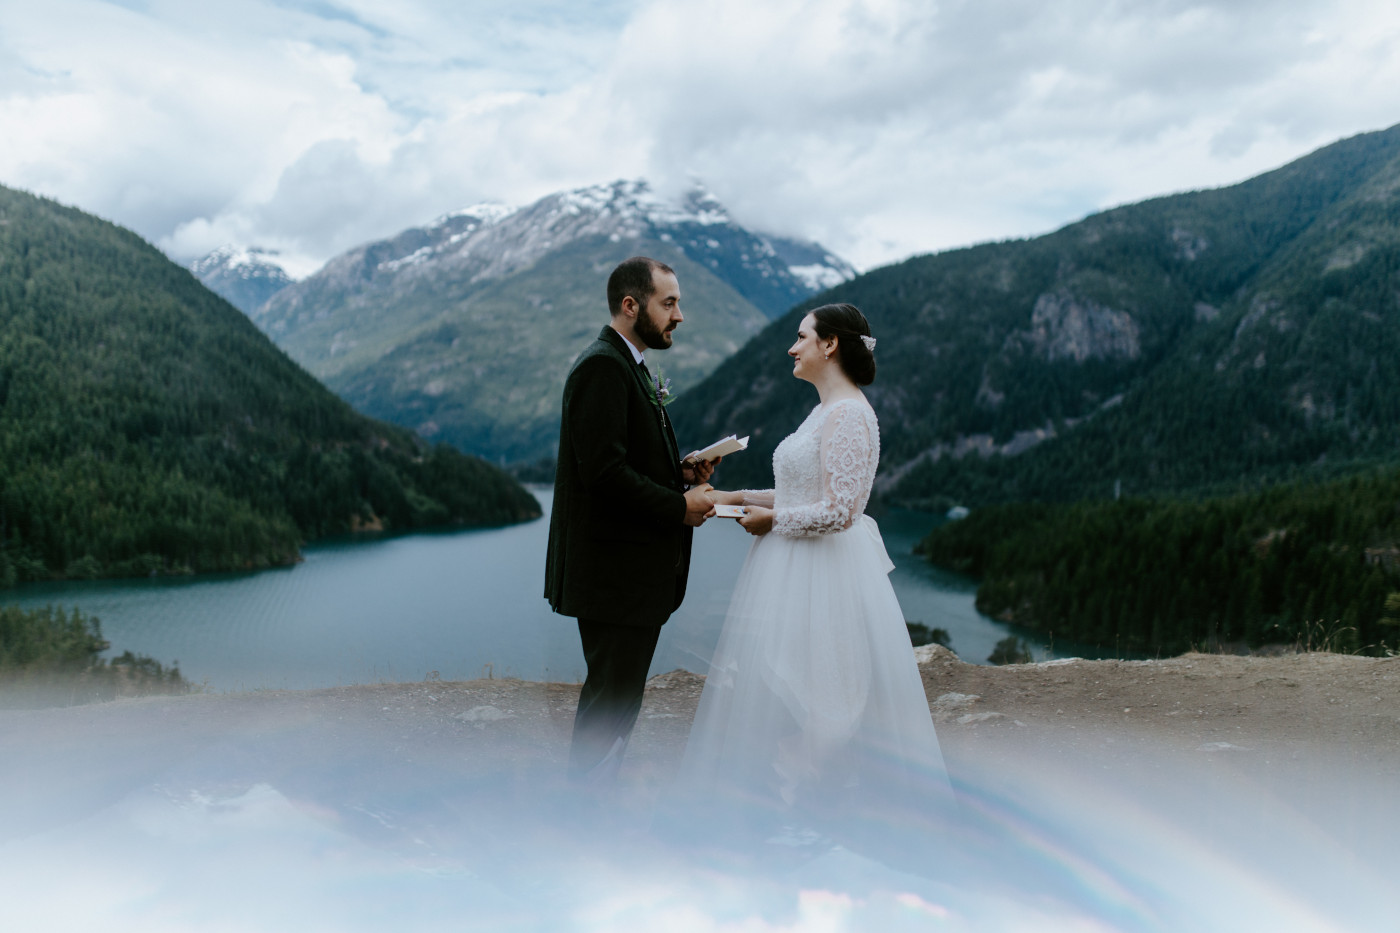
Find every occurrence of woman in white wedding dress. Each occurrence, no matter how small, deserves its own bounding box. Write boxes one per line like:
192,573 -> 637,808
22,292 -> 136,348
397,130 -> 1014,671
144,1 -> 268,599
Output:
677,304 -> 952,829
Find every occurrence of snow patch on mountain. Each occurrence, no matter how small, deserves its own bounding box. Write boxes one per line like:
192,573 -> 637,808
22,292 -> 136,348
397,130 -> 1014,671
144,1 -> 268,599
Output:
191,245 -> 294,281
789,262 -> 852,291
378,245 -> 435,274
431,202 -> 515,230
190,246 -> 297,314
550,180 -> 731,228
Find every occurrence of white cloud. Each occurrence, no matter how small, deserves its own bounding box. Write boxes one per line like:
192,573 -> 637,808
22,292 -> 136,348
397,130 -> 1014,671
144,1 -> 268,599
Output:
1,0 -> 1399,276
607,0 -> 1400,266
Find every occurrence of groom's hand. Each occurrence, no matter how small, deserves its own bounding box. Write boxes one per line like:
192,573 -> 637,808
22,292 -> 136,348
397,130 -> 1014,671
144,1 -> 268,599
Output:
681,456 -> 720,486
683,484 -> 716,526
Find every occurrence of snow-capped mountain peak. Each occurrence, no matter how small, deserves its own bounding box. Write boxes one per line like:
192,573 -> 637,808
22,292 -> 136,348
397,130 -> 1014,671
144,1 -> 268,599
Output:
242,179 -> 853,334
549,179 -> 733,228
190,245 -> 292,280
189,246 -> 296,315
346,179 -> 851,317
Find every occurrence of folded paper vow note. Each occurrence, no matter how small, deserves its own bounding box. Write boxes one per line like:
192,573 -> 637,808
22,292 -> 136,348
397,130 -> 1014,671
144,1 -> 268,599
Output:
686,434 -> 749,463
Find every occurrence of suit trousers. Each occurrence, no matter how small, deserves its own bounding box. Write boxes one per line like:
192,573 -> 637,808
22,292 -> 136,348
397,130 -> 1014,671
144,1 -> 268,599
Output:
569,618 -> 663,781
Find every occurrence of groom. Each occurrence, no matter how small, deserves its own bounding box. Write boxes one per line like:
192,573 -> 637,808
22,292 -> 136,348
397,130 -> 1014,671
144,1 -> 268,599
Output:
545,256 -> 716,783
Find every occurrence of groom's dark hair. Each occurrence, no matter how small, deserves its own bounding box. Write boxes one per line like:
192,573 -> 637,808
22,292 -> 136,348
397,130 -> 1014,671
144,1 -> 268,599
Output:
607,256 -> 675,316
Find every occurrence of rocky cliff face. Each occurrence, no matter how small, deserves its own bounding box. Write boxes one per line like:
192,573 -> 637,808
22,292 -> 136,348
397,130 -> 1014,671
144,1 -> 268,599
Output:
1011,291 -> 1142,364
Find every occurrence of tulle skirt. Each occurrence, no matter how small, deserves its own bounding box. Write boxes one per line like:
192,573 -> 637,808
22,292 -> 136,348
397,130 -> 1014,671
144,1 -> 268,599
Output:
674,516 -> 953,832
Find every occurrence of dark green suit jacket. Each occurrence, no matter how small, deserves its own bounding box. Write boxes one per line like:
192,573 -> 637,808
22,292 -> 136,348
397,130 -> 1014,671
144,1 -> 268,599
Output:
544,326 -> 692,627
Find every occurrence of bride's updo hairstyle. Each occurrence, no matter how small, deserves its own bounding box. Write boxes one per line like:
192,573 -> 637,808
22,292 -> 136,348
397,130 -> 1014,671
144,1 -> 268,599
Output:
811,303 -> 876,386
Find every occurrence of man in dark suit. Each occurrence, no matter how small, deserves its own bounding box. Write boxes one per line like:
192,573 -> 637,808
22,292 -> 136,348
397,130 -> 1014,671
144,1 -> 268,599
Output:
545,256 -> 717,782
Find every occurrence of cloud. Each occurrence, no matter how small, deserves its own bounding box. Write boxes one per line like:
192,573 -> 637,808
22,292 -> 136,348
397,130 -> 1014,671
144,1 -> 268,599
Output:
608,0 -> 1400,265
1,0 -> 1399,276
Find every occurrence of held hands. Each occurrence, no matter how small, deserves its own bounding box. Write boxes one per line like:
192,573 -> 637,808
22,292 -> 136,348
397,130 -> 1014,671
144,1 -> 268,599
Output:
706,489 -> 770,535
688,486 -> 771,535
681,455 -> 721,486
683,484 -> 716,526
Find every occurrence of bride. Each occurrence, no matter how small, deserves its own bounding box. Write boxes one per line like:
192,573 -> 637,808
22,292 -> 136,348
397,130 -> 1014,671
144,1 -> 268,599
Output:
677,303 -> 952,828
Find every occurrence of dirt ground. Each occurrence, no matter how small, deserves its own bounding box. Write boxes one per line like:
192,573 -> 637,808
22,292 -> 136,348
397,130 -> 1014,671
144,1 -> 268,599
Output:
4,646 -> 1398,828
911,645 -> 1400,759
4,647 -> 1399,933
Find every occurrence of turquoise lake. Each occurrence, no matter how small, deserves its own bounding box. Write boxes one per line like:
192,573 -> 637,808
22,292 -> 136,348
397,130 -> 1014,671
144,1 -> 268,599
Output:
5,489 -> 1080,691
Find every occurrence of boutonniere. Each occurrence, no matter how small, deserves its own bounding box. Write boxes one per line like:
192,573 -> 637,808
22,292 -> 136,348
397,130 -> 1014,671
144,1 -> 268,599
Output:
649,366 -> 676,407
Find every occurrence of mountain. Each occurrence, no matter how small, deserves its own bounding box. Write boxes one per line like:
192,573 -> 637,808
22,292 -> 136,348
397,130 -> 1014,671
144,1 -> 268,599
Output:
0,185 -> 540,587
250,180 -> 854,463
190,245 -> 294,315
672,123 -> 1400,504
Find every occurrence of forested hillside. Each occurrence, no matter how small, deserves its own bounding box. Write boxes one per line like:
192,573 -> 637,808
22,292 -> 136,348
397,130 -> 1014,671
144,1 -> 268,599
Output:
0,185 -> 539,586
317,234 -> 774,463
676,123 -> 1400,504
918,467 -> 1400,656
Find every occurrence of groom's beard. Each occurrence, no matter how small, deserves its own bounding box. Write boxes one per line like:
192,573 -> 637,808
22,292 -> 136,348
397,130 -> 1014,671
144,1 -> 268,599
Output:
636,309 -> 675,350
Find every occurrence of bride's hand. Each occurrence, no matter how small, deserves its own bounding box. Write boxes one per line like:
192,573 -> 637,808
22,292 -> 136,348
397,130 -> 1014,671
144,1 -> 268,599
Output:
709,489 -> 745,506
737,506 -> 773,536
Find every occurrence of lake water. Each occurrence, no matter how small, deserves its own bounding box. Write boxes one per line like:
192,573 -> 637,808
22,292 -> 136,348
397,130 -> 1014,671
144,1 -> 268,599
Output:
5,489 -> 1077,691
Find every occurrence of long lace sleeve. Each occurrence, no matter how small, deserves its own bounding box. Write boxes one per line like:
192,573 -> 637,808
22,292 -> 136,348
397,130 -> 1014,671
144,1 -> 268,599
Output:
772,403 -> 878,537
739,489 -> 774,508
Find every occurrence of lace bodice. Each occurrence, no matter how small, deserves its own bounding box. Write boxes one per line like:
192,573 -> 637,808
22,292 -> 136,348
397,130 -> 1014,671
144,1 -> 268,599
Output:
743,398 -> 880,537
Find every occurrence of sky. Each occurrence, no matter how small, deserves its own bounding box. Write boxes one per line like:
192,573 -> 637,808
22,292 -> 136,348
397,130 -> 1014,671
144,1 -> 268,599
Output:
2,0 -> 1399,278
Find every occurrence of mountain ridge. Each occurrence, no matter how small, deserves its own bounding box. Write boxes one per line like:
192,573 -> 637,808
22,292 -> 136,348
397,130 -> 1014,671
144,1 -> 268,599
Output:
671,123 -> 1400,504
244,180 -> 854,463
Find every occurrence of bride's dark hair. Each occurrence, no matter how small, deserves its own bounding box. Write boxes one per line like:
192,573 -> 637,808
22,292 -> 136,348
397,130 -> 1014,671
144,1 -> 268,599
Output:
811,303 -> 876,386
